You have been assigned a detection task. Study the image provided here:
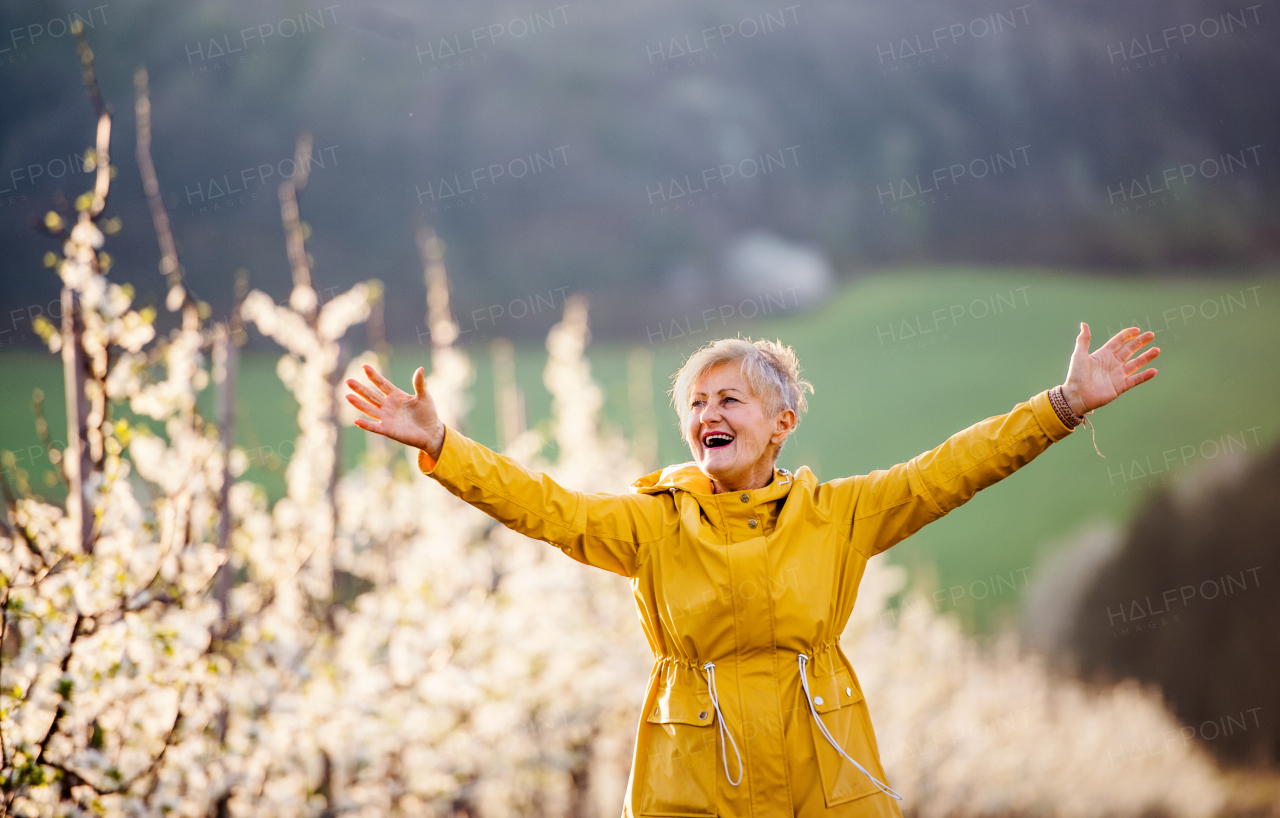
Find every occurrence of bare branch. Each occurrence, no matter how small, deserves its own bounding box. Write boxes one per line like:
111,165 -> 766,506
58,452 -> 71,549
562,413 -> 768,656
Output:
292,131 -> 314,192
70,22 -> 106,120
417,223 -> 459,349
132,67 -> 187,308
279,189 -> 314,315
71,23 -> 110,218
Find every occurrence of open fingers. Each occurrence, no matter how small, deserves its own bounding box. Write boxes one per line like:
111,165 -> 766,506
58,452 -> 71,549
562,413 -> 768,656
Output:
363,363 -> 400,396
346,378 -> 384,407
1124,367 -> 1158,390
1123,346 -> 1159,374
353,416 -> 384,434
345,392 -> 383,419
1100,326 -> 1141,355
1116,330 -> 1155,361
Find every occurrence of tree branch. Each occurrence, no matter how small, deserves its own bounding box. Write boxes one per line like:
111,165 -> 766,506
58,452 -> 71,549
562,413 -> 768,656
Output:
33,613 -> 84,771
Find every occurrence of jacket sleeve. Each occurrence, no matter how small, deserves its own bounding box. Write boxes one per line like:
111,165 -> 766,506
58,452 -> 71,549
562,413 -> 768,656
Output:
417,425 -> 671,578
834,389 -> 1076,558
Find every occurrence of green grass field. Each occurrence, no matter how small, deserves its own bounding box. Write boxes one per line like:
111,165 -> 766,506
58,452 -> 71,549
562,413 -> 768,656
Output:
4,268 -> 1277,633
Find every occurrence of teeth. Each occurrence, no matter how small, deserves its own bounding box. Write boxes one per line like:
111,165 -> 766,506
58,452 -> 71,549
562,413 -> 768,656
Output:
704,433 -> 733,448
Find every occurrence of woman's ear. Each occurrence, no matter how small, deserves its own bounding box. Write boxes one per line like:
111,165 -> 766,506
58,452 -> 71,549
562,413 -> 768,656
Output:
771,408 -> 797,445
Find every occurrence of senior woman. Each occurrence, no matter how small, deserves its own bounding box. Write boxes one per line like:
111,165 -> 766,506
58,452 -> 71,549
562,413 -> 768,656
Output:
345,322 -> 1158,818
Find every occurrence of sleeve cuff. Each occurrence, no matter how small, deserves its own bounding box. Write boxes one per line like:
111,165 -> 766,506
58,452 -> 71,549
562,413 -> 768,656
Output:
1030,388 -> 1076,442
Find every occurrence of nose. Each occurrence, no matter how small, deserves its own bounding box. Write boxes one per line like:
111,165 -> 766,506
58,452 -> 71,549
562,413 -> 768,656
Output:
697,401 -> 722,426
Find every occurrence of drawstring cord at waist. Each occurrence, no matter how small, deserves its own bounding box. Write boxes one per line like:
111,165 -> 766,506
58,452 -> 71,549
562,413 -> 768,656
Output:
797,653 -> 903,801
701,661 -> 743,786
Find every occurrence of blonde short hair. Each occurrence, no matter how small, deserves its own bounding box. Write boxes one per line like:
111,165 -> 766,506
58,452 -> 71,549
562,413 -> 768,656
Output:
670,337 -> 813,451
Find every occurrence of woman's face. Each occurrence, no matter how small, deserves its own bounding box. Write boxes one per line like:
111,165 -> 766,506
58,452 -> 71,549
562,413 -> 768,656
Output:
685,362 -> 795,492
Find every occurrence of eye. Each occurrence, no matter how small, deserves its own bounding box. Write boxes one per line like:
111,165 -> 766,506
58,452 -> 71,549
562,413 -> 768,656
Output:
724,397 -> 738,403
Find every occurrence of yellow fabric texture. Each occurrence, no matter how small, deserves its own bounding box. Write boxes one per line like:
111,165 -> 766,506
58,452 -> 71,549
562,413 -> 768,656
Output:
418,389 -> 1075,817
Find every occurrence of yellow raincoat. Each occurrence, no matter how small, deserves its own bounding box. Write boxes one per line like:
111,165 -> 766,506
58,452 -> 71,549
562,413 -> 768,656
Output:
418,389 -> 1076,817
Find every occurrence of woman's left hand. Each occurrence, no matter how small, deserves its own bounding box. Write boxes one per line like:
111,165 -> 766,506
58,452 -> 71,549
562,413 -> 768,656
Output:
1061,323 -> 1160,416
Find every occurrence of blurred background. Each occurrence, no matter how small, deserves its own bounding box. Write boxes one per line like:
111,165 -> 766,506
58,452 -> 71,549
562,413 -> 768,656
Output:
1,0 -> 1278,815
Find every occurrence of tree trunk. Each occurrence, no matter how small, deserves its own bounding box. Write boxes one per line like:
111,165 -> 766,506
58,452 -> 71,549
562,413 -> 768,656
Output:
60,287 -> 92,554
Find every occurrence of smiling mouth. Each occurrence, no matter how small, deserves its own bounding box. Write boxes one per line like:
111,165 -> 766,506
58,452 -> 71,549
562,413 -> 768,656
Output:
702,432 -> 734,449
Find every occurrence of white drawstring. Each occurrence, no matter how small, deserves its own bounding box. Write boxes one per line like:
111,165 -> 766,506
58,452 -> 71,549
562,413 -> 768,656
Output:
797,653 -> 903,801
701,661 -> 743,786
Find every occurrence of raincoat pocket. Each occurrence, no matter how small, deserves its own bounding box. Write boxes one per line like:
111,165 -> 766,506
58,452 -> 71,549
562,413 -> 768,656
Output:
639,682 -> 718,817
808,667 -> 889,807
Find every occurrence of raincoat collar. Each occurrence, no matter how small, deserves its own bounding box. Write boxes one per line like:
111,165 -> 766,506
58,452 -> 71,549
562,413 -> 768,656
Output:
630,461 -> 800,502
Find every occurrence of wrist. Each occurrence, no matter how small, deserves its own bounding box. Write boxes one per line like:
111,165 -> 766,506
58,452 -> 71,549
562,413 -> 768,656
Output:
1048,385 -> 1083,431
423,422 -> 445,460
1060,383 -> 1088,417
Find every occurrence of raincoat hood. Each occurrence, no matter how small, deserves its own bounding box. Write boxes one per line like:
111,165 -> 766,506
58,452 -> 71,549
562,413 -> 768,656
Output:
631,461 -> 808,500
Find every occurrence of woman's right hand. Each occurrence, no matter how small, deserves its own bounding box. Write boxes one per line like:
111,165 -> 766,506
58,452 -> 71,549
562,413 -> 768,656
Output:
345,364 -> 445,459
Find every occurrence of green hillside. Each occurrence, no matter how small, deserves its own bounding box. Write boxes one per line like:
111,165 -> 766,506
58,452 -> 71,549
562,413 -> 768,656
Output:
4,268 -> 1277,633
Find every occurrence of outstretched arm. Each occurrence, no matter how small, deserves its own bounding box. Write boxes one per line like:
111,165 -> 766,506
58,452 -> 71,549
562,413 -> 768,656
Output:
835,324 -> 1159,558
345,364 -> 671,577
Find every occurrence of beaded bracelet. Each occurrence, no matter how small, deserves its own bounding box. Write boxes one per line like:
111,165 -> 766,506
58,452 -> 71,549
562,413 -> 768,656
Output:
1050,385 -> 1106,458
